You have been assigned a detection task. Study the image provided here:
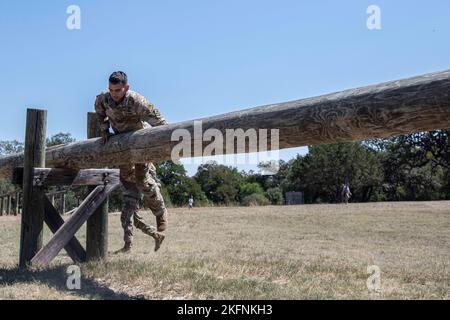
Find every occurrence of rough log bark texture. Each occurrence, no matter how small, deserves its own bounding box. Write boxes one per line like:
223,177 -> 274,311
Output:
1,69 -> 450,179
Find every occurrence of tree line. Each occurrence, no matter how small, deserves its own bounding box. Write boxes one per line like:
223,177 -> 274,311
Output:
1,130 -> 448,211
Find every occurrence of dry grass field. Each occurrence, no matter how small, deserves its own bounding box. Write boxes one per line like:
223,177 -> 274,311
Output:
0,201 -> 449,300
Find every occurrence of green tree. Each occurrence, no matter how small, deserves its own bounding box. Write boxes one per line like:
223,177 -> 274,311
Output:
0,140 -> 24,155
241,193 -> 270,206
0,140 -> 24,198
46,132 -> 76,147
156,161 -> 208,207
194,162 -> 244,205
265,187 -> 284,205
238,182 -> 264,200
368,131 -> 450,201
287,143 -> 384,203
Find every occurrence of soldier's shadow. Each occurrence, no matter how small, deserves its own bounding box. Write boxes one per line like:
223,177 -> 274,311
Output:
0,264 -> 145,300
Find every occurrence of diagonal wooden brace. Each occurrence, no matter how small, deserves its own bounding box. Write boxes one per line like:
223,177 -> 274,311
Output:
31,182 -> 119,267
43,196 -> 86,263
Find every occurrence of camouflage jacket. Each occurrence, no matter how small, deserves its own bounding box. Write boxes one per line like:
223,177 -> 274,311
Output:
94,90 -> 168,134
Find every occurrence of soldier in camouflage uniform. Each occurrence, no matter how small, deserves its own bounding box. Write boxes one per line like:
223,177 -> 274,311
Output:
94,71 -> 168,252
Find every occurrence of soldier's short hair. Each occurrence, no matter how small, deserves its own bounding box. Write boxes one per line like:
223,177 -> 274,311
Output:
109,71 -> 128,85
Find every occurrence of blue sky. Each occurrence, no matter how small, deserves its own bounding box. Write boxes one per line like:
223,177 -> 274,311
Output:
0,1 -> 449,175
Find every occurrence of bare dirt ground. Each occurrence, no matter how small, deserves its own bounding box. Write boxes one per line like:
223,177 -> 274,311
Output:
0,201 -> 449,300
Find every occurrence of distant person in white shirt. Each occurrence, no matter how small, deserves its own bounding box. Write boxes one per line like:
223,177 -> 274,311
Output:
188,195 -> 194,210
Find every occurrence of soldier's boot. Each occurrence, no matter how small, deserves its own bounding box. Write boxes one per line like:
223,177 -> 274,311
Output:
156,210 -> 168,232
152,232 -> 165,252
138,223 -> 165,252
115,242 -> 132,254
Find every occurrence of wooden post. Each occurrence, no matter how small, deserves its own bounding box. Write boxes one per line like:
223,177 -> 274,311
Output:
62,192 -> 66,215
86,112 -> 109,261
7,195 -> 11,215
0,196 -> 3,216
19,108 -> 47,268
18,192 -> 22,215
15,191 -> 19,216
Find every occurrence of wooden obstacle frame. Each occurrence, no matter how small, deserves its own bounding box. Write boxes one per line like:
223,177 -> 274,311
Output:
15,109 -> 120,268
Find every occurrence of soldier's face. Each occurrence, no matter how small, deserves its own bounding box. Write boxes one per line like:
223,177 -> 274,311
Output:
109,83 -> 129,102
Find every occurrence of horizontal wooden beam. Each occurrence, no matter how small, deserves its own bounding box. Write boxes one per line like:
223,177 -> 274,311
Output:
11,168 -> 120,186
1,69 -> 450,179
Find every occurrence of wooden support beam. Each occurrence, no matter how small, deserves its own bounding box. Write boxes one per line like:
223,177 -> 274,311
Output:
18,193 -> 22,215
43,196 -> 86,263
61,193 -> 66,215
86,112 -> 109,261
15,192 -> 19,216
30,183 -> 119,267
19,108 -> 47,268
1,69 -> 450,179
33,168 -> 120,187
6,195 -> 11,215
12,167 -> 120,187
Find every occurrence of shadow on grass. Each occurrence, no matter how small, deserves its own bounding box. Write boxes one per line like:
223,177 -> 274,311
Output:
0,264 -> 145,300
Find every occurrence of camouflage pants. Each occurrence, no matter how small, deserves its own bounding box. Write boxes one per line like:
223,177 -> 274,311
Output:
119,163 -> 167,245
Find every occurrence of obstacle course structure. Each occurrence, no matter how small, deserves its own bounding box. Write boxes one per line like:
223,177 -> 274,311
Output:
1,69 -> 449,268
10,110 -> 119,268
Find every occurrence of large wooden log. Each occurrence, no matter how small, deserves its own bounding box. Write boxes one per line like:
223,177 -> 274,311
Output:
1,69 -> 450,178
